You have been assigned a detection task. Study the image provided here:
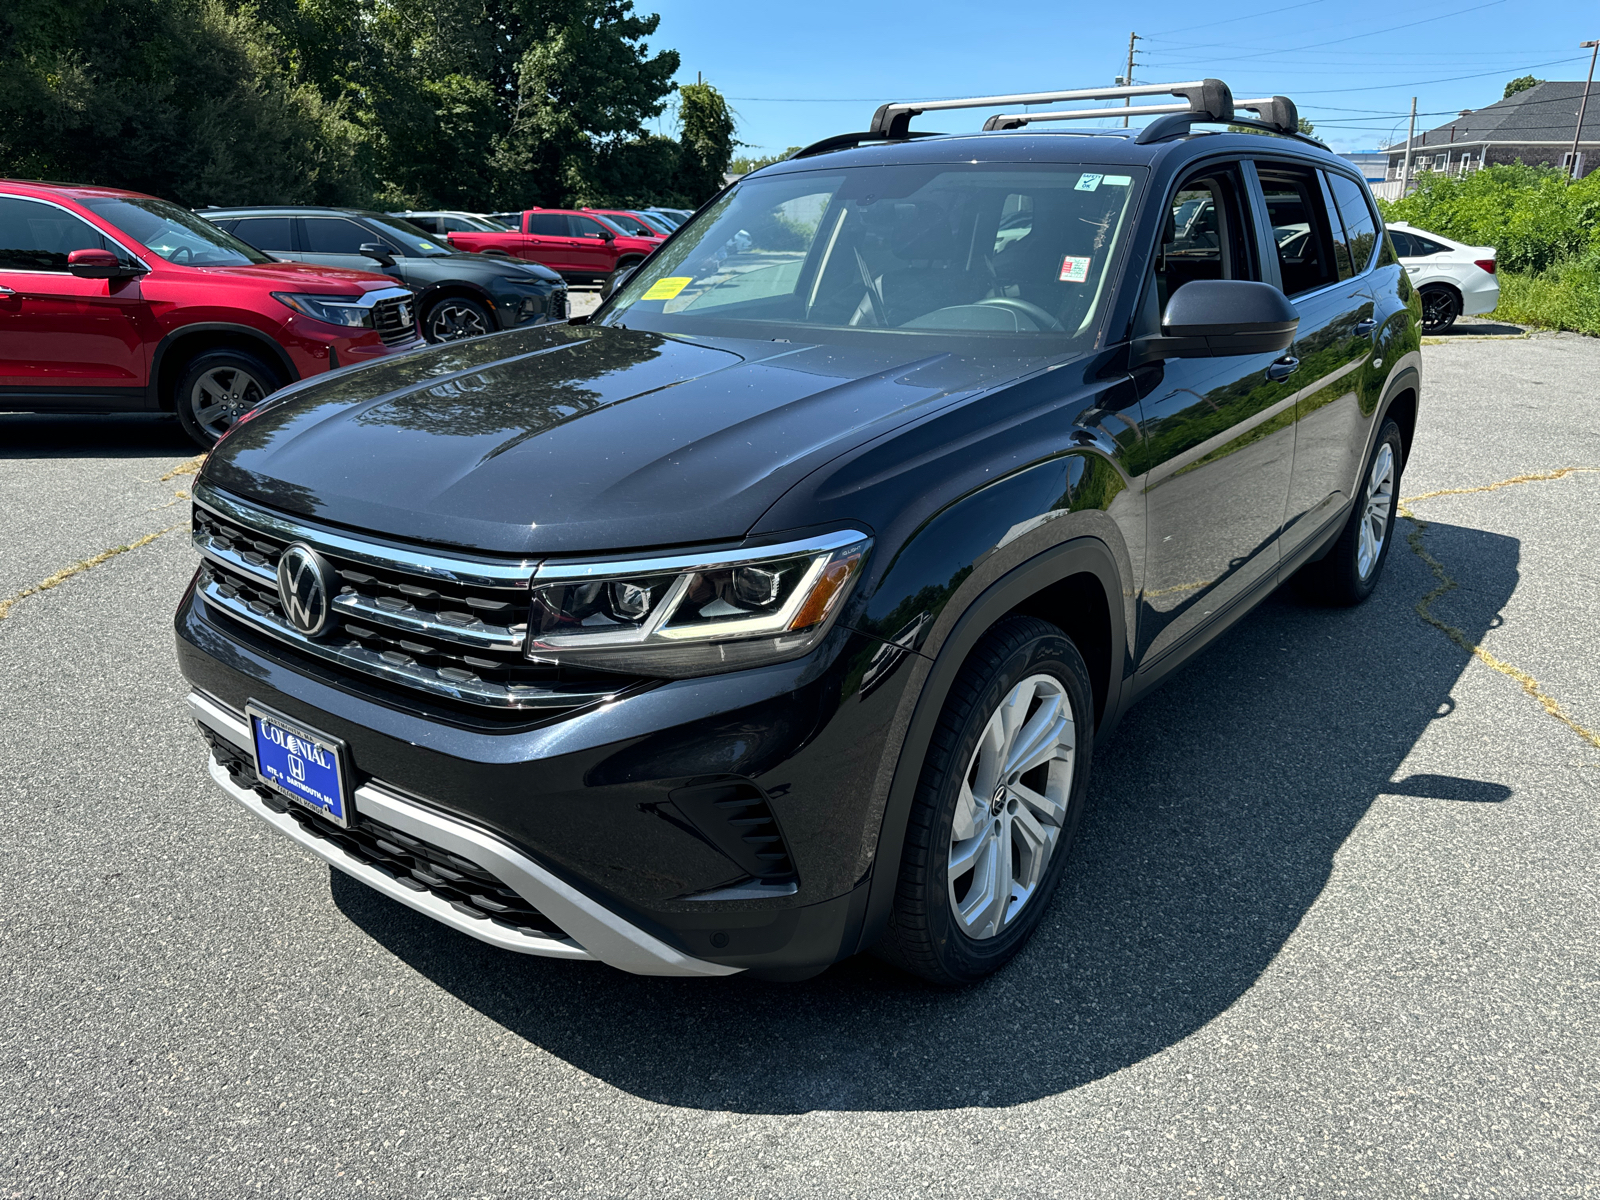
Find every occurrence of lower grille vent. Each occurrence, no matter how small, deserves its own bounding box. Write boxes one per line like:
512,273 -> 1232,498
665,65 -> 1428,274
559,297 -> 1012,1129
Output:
670,778 -> 797,890
200,726 -> 566,939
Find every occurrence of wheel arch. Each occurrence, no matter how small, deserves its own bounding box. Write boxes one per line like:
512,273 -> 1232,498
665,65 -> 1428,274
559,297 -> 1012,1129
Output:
149,324 -> 298,411
414,281 -> 503,330
851,535 -> 1129,958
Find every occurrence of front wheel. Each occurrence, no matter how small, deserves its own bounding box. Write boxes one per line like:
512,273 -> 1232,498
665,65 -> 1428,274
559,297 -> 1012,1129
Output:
173,349 -> 281,447
424,297 -> 493,342
877,616 -> 1095,985
1294,418 -> 1403,606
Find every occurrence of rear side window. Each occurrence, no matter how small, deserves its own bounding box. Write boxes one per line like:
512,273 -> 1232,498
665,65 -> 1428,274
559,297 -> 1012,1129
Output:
230,217 -> 294,253
1257,166 -> 1341,297
1324,172 -> 1379,274
527,213 -> 566,235
303,217 -> 373,254
0,196 -> 111,271
1388,230 -> 1417,256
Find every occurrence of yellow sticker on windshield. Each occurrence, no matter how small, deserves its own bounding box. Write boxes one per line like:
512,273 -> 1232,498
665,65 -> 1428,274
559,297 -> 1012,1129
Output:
643,276 -> 692,300
419,241 -> 436,249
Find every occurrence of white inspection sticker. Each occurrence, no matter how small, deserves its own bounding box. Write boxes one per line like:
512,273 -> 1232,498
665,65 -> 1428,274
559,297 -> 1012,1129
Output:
1059,255 -> 1091,283
1075,173 -> 1104,192
1102,175 -> 1133,186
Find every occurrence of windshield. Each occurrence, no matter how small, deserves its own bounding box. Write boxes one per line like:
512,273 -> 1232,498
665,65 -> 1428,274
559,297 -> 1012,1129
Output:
602,162 -> 1145,347
82,197 -> 272,266
362,215 -> 451,256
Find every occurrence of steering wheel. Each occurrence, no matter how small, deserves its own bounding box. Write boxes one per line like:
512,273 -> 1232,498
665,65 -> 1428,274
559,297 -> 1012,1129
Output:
972,297 -> 1065,331
168,246 -> 193,264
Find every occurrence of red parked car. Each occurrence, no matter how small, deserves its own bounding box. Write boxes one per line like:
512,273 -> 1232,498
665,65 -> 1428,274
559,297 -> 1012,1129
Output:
0,180 -> 424,446
445,208 -> 663,283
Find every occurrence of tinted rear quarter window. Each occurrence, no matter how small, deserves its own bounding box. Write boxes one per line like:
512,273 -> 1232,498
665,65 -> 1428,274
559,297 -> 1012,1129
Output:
1324,172 -> 1379,273
0,196 -> 110,271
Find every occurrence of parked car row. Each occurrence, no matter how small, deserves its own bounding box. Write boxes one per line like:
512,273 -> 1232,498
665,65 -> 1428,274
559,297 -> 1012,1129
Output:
444,208 -> 666,284
199,206 -> 568,344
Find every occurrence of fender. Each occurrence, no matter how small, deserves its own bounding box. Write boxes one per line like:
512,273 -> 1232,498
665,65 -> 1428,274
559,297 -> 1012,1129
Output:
410,280 -> 505,329
850,534 -> 1129,957
147,321 -> 300,408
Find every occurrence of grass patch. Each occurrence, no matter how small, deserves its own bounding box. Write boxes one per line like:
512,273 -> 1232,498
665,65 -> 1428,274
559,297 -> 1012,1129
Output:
1489,260 -> 1600,337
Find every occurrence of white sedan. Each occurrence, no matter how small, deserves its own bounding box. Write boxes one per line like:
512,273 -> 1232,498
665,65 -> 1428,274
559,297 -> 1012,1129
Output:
1386,221 -> 1499,333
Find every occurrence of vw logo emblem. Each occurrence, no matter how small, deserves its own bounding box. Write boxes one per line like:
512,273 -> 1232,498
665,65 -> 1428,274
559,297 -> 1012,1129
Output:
276,543 -> 335,636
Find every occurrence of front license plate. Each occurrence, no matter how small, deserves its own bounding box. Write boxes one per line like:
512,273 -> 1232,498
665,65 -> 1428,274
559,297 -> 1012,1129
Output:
247,703 -> 351,828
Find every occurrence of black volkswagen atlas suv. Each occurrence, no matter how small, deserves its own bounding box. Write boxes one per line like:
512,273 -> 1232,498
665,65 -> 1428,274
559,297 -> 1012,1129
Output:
178,80 -> 1422,983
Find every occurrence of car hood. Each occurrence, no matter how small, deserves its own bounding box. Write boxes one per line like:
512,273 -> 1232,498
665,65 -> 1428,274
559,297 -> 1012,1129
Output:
416,253 -> 562,283
203,324 -> 1044,557
188,260 -> 399,291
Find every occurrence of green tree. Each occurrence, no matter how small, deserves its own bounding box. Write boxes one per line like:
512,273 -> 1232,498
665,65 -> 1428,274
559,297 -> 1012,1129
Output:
1297,117 -> 1316,136
1503,75 -> 1543,99
730,147 -> 803,175
671,81 -> 736,202
0,0 -> 367,206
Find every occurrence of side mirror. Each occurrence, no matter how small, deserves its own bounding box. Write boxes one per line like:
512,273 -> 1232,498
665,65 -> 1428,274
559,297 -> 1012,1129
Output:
603,266 -> 637,299
1134,279 -> 1299,363
601,229 -> 616,242
358,242 -> 397,267
68,248 -> 133,279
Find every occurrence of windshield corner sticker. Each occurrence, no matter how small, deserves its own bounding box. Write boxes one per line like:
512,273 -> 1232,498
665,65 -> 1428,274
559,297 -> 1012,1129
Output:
642,276 -> 692,301
418,241 -> 436,250
1059,256 -> 1091,283
1075,173 -> 1104,192
1103,175 -> 1133,187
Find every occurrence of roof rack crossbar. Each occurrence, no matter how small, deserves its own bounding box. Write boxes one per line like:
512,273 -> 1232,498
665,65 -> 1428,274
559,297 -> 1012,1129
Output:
1234,96 -> 1300,135
873,79 -> 1233,139
983,102 -> 1194,131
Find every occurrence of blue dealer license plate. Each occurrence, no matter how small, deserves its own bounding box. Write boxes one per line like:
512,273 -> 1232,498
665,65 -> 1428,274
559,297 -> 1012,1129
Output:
247,703 -> 351,828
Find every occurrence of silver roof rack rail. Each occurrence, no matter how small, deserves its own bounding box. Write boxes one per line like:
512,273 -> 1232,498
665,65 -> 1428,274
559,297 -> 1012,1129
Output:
872,79 -> 1233,139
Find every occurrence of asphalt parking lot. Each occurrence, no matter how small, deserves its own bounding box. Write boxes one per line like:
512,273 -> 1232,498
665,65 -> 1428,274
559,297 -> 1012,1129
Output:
3,325 -> 1597,1198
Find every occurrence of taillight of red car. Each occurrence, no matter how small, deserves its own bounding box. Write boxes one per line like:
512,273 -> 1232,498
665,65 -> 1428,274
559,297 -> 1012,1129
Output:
1475,258 -> 1496,274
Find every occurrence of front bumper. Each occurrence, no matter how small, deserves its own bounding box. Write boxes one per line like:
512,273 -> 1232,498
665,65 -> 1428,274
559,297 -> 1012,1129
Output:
177,578 -> 912,976
190,688 -> 738,975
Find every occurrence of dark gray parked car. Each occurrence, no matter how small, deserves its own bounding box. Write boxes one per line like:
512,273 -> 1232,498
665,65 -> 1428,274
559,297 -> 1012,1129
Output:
202,206 -> 567,341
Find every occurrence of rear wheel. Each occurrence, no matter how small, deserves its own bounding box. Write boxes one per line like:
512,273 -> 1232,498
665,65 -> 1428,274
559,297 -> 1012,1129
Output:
877,616 -> 1094,985
1419,285 -> 1460,333
424,296 -> 493,343
1294,418 -> 1403,606
173,348 -> 281,447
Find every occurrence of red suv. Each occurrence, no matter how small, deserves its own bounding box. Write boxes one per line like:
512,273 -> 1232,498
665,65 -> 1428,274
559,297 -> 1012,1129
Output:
0,180 -> 425,446
444,208 -> 663,283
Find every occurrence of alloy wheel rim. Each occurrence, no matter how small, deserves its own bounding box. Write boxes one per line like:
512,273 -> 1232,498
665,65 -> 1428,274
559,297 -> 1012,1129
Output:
190,367 -> 266,439
1421,292 -> 1453,330
1357,442 -> 1395,580
947,672 -> 1075,941
428,302 -> 489,341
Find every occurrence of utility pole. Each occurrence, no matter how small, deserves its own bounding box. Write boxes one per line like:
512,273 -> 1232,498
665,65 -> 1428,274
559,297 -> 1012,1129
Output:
1122,32 -> 1141,127
1572,40 -> 1599,179
1400,96 -> 1418,195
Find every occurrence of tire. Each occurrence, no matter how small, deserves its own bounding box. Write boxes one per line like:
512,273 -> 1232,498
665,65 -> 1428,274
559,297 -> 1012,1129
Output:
877,616 -> 1095,985
173,348 -> 282,447
424,296 -> 494,343
1293,418 -> 1403,606
1419,285 -> 1460,333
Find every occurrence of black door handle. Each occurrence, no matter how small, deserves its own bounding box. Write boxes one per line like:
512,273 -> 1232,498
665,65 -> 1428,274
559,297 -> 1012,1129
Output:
1354,318 -> 1377,337
1267,356 -> 1300,382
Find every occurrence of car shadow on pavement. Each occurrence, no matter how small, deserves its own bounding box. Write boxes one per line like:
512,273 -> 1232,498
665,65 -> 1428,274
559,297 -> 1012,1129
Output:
0,412 -> 194,456
333,519 -> 1520,1113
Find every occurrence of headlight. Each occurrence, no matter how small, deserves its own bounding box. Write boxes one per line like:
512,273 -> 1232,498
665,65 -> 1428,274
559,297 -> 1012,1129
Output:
271,292 -> 371,328
526,531 -> 870,677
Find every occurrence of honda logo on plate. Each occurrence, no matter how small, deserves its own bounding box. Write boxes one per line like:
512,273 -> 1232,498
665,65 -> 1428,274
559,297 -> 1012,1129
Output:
276,543 -> 336,636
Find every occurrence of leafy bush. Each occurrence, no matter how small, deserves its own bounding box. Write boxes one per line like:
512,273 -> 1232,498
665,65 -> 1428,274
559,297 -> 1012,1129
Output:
1377,164 -> 1600,273
1489,255 -> 1600,337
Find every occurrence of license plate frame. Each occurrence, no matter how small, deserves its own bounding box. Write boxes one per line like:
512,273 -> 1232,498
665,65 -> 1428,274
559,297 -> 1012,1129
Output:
246,701 -> 352,828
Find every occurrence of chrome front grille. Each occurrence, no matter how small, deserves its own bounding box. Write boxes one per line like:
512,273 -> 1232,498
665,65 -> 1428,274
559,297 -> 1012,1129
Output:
372,294 -> 417,345
190,481 -> 634,712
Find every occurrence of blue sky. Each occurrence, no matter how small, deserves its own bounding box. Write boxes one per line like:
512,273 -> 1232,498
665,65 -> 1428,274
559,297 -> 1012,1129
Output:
642,0 -> 1597,155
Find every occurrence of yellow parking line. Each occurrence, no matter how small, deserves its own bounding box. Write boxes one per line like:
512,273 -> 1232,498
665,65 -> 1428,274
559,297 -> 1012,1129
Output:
0,524 -> 186,622
1398,467 -> 1600,750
